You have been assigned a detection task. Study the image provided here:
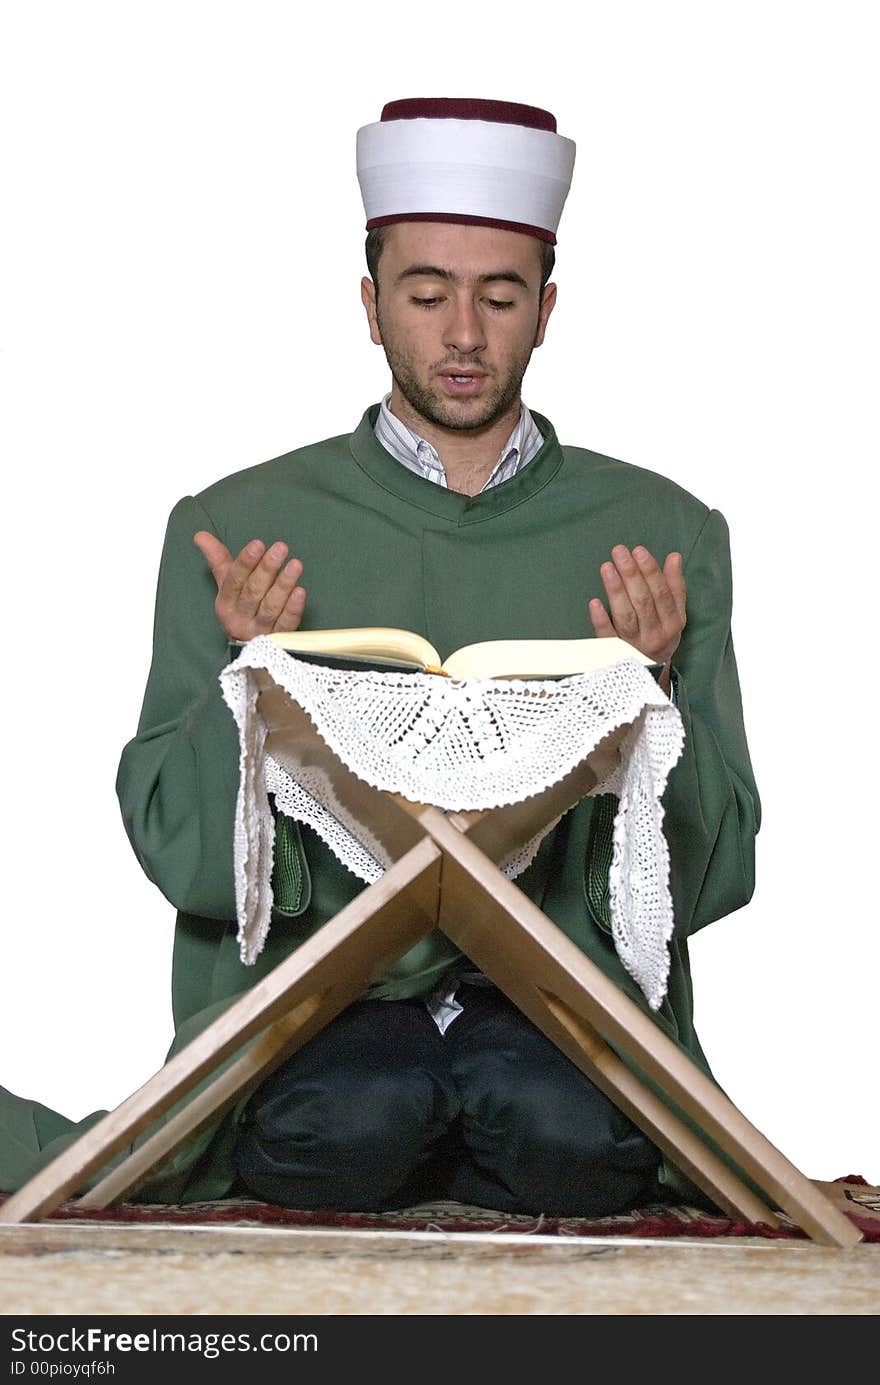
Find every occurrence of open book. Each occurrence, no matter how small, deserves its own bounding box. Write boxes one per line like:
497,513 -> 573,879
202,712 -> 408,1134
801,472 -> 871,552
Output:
257,627 -> 661,680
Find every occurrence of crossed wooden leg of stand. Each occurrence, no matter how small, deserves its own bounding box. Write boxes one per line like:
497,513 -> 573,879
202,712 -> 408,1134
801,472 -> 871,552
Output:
0,771 -> 861,1246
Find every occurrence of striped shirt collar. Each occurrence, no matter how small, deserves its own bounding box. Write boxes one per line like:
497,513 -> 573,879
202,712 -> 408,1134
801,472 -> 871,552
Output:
375,392 -> 544,492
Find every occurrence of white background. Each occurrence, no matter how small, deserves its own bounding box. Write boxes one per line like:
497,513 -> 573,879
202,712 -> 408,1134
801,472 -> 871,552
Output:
1,1 -> 877,1184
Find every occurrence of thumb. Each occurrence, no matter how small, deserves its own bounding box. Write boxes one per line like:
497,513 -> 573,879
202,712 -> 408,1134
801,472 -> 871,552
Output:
193,530 -> 232,590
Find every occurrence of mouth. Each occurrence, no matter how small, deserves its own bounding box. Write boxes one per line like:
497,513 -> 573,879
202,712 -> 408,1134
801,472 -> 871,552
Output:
438,371 -> 487,398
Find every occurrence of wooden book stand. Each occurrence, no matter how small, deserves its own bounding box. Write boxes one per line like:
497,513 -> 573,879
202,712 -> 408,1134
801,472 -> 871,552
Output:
0,679 -> 861,1246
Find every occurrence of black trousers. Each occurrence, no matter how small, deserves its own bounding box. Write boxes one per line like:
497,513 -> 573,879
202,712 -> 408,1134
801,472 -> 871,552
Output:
233,985 -> 664,1216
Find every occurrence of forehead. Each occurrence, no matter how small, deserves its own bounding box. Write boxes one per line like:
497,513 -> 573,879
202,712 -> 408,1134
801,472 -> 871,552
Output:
382,221 -> 543,282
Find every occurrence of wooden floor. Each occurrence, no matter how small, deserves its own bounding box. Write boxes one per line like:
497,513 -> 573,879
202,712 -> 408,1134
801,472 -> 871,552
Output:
1,1222 -> 877,1315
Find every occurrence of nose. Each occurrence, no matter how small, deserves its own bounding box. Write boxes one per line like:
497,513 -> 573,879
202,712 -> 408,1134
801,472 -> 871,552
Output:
442,293 -> 488,357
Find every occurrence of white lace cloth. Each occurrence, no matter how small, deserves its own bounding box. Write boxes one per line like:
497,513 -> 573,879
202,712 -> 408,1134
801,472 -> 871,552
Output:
219,637 -> 685,1010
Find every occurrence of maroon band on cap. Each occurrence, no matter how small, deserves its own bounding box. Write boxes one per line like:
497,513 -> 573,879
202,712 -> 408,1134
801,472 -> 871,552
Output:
380,98 -> 557,133
365,211 -> 557,245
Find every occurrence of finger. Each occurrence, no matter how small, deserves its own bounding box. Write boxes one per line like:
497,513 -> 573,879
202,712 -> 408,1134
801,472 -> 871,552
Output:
250,558 -> 304,630
220,539 -> 268,610
588,597 -> 616,637
227,541 -> 290,620
271,584 -> 308,634
600,557 -> 640,642
632,545 -> 682,628
663,552 -> 687,625
609,545 -> 662,638
193,531 -> 233,589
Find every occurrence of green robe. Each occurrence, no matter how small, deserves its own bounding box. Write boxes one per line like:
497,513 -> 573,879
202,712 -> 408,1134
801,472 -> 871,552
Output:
0,405 -> 760,1203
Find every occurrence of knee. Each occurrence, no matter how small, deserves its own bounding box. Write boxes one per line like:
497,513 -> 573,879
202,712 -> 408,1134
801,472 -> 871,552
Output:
234,1070 -> 445,1210
248,1068 -> 440,1150
466,1074 -> 660,1215
501,1076 -> 655,1161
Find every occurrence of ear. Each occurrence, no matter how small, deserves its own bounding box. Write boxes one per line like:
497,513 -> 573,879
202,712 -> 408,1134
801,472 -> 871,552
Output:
533,282 -> 557,348
361,276 -> 383,345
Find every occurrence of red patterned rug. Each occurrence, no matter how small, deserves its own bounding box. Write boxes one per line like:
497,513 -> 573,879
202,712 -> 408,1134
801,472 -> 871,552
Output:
3,1178 -> 877,1242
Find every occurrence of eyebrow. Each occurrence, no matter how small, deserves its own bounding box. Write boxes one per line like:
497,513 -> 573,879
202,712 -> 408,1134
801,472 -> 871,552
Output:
395,265 -> 530,291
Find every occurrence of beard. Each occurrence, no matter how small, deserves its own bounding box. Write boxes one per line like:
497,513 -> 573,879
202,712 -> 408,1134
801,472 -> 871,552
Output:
376,306 -> 535,433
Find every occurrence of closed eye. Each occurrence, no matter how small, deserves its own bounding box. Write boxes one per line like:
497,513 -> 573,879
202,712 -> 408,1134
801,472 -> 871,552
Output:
411,297 -> 515,311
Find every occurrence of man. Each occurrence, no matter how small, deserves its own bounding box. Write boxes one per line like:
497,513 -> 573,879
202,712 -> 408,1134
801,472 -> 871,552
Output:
0,99 -> 759,1215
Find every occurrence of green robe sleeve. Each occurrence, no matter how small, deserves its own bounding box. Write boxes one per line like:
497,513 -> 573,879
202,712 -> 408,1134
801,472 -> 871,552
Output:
115,494 -> 240,920
662,506 -> 761,937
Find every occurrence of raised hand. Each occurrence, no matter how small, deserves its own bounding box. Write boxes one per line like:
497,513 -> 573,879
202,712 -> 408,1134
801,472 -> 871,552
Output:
589,545 -> 686,690
193,531 -> 307,641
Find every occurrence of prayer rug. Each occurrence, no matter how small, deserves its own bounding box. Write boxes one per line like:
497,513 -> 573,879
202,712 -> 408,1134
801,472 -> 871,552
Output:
2,1178 -> 877,1241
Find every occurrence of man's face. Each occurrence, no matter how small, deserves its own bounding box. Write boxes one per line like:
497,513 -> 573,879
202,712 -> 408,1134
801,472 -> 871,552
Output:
361,221 -> 557,432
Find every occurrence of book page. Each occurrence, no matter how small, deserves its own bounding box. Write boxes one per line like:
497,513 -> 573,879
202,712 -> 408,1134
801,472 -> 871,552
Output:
442,636 -> 657,680
266,626 -> 441,668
